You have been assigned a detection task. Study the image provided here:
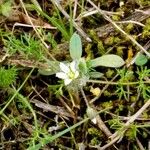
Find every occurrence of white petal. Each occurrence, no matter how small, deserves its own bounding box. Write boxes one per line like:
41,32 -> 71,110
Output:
64,79 -> 72,85
91,118 -> 97,124
70,61 -> 77,72
56,72 -> 68,79
60,62 -> 69,73
74,71 -> 79,78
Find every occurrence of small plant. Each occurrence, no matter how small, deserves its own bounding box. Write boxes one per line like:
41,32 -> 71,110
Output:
40,32 -> 125,86
0,66 -> 17,88
4,34 -> 45,60
136,67 -> 150,99
116,69 -> 134,100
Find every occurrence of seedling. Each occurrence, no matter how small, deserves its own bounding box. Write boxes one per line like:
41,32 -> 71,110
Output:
39,33 -> 125,86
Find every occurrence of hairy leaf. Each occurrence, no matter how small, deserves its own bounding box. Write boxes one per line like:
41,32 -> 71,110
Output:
69,33 -> 82,60
38,61 -> 60,75
89,54 -> 125,68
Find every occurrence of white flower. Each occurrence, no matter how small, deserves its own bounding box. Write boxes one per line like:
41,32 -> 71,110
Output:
56,61 -> 79,85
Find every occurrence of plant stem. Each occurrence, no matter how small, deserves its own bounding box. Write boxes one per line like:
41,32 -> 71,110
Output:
87,79 -> 150,85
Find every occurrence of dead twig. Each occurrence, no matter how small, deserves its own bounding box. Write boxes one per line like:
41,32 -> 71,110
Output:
31,99 -> 75,119
136,137 -> 145,150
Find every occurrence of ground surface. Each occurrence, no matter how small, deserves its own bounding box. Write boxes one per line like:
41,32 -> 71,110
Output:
0,0 -> 150,150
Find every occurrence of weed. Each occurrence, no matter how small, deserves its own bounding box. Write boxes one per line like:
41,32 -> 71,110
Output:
136,67 -> 150,99
116,69 -> 134,100
0,66 -> 17,88
4,33 -> 45,60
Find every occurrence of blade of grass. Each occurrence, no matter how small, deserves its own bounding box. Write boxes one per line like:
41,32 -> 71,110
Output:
27,117 -> 89,150
32,4 -> 70,40
69,2 -> 74,36
14,90 -> 39,134
27,107 -> 111,150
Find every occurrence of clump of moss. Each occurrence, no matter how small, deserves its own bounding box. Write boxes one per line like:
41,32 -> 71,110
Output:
104,36 -> 121,45
136,0 -> 150,6
88,127 -> 102,146
97,41 -> 106,55
142,18 -> 150,38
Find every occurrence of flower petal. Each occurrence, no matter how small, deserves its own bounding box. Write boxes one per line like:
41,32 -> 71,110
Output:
64,78 -> 72,85
56,72 -> 68,79
60,62 -> 69,73
91,118 -> 97,124
74,71 -> 79,78
70,61 -> 77,72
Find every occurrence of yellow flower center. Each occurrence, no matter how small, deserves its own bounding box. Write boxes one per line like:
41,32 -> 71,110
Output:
68,71 -> 75,79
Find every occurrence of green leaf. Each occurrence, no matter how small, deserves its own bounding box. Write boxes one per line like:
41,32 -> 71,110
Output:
38,68 -> 56,76
38,61 -> 60,75
89,72 -> 103,78
78,58 -> 88,75
135,53 -> 148,66
89,54 -> 125,68
69,33 -> 82,60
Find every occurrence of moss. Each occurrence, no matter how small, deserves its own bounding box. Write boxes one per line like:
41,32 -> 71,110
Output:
130,96 -> 137,102
101,101 -> 113,108
136,0 -> 150,6
97,41 -> 106,55
112,15 -> 121,21
125,125 -> 137,141
85,43 -> 94,60
105,69 -> 115,78
89,29 -> 99,42
142,18 -> 150,38
88,127 -> 102,137
90,137 -> 101,146
125,23 -> 134,33
116,46 -> 125,57
104,36 -> 121,45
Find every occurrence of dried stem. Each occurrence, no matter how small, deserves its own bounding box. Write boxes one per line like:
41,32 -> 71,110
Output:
87,80 -> 150,85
